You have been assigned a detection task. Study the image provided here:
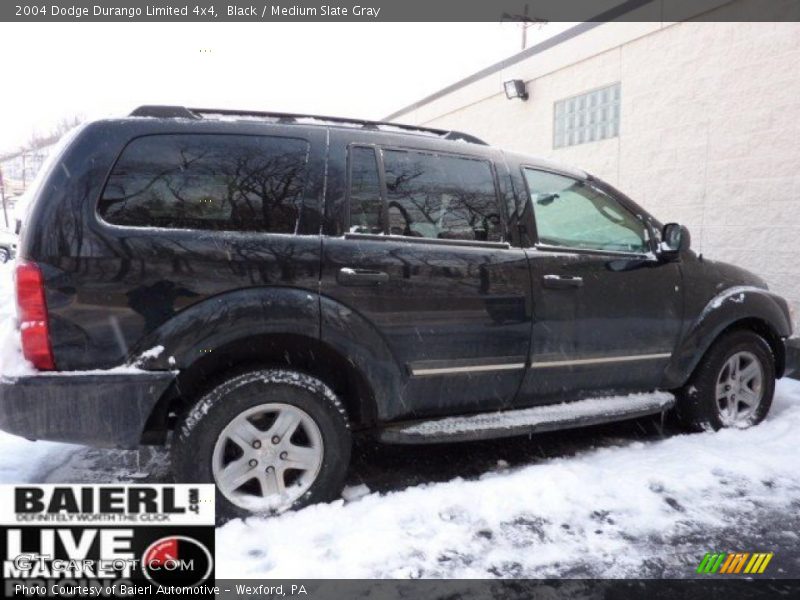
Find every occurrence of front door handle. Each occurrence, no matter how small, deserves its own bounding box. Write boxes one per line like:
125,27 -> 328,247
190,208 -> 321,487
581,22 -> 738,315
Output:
542,274 -> 584,289
338,267 -> 390,286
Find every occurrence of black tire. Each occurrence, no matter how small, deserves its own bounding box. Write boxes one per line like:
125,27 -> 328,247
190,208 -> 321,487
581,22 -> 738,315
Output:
172,368 -> 351,522
675,330 -> 775,432
0,248 -> 9,264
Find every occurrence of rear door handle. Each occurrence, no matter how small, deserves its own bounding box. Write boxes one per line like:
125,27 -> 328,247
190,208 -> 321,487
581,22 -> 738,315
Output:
337,267 -> 390,286
542,274 -> 584,289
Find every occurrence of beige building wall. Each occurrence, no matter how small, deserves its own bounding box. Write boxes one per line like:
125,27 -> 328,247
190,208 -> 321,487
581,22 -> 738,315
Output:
390,8 -> 800,315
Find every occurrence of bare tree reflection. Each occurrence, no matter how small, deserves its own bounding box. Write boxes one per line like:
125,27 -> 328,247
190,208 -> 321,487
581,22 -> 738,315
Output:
99,135 -> 308,234
383,150 -> 501,242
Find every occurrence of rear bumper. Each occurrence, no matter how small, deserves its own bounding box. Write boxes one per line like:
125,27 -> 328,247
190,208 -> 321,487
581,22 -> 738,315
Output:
0,370 -> 175,449
784,336 -> 800,380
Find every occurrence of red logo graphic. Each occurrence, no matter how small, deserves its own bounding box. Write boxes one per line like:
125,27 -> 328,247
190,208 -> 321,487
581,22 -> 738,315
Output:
142,536 -> 213,586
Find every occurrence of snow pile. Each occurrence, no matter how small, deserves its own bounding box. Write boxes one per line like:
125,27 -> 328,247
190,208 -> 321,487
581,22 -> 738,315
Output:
136,345 -> 165,362
217,379 -> 800,578
341,484 -> 371,503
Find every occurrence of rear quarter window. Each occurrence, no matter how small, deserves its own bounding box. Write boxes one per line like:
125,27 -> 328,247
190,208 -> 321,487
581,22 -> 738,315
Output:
98,134 -> 310,233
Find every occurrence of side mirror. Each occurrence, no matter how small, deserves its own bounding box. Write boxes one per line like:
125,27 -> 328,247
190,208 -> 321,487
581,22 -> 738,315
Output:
660,223 -> 690,257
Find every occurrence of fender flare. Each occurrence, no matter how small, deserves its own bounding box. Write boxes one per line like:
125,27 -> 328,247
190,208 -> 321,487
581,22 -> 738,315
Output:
130,287 -> 406,424
318,294 -> 407,422
663,286 -> 792,388
129,286 -> 321,370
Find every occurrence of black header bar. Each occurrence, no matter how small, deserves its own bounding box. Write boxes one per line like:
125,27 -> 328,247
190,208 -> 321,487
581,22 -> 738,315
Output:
3,0 -> 800,22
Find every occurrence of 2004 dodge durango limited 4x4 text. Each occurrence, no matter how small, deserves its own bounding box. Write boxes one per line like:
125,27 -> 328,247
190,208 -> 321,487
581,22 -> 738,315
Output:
2,106 -> 799,520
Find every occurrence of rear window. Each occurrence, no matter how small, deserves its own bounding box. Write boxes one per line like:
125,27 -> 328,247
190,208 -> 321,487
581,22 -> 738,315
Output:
98,134 -> 310,233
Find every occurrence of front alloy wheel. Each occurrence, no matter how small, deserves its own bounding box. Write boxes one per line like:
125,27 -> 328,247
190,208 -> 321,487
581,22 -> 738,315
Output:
676,330 -> 774,432
715,351 -> 764,426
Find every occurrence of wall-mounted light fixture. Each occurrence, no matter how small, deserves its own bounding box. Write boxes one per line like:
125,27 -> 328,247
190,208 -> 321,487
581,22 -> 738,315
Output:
503,79 -> 529,101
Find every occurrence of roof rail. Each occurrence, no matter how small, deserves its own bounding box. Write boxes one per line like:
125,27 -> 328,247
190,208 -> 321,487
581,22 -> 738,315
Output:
129,105 -> 199,119
128,105 -> 486,145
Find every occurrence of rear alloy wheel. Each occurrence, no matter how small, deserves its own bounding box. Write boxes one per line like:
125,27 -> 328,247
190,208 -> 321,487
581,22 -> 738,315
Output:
173,369 -> 351,522
212,403 -> 324,512
0,248 -> 9,264
676,330 -> 774,431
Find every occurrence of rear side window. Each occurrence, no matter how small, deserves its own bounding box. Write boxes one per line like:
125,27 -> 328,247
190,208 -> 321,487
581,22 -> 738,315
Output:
383,149 -> 501,242
98,134 -> 310,233
346,146 -> 503,242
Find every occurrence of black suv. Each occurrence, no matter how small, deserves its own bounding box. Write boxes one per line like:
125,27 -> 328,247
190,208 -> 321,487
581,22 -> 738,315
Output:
2,106 -> 799,519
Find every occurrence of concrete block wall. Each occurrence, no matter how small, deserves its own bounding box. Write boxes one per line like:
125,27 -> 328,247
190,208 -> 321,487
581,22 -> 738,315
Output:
394,13 -> 800,321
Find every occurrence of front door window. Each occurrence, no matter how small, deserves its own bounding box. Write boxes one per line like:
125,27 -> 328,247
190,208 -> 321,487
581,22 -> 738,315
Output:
522,168 -> 648,254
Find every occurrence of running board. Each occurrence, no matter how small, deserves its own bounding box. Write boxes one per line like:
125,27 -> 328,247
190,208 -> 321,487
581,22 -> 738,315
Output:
379,392 -> 675,444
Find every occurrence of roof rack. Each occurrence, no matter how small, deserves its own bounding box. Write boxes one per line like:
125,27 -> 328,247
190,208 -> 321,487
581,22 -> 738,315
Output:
129,105 -> 487,145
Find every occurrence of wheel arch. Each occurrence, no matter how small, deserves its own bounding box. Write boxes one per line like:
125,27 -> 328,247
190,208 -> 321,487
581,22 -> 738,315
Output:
723,317 -> 785,377
142,332 -> 379,444
134,287 -> 406,444
664,287 -> 791,389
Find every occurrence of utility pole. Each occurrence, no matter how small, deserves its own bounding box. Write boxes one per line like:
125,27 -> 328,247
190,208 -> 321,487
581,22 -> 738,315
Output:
501,4 -> 548,51
521,22 -> 533,50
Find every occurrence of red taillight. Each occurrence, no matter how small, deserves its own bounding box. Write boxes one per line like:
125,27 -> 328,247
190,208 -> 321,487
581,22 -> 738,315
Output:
15,261 -> 55,370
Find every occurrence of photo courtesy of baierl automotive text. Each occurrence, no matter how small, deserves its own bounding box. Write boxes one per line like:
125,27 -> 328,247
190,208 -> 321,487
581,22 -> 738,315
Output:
1,0 -> 800,597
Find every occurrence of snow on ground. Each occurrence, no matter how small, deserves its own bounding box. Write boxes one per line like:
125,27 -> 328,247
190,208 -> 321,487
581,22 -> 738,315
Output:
1,260 -> 799,577
216,380 -> 800,578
